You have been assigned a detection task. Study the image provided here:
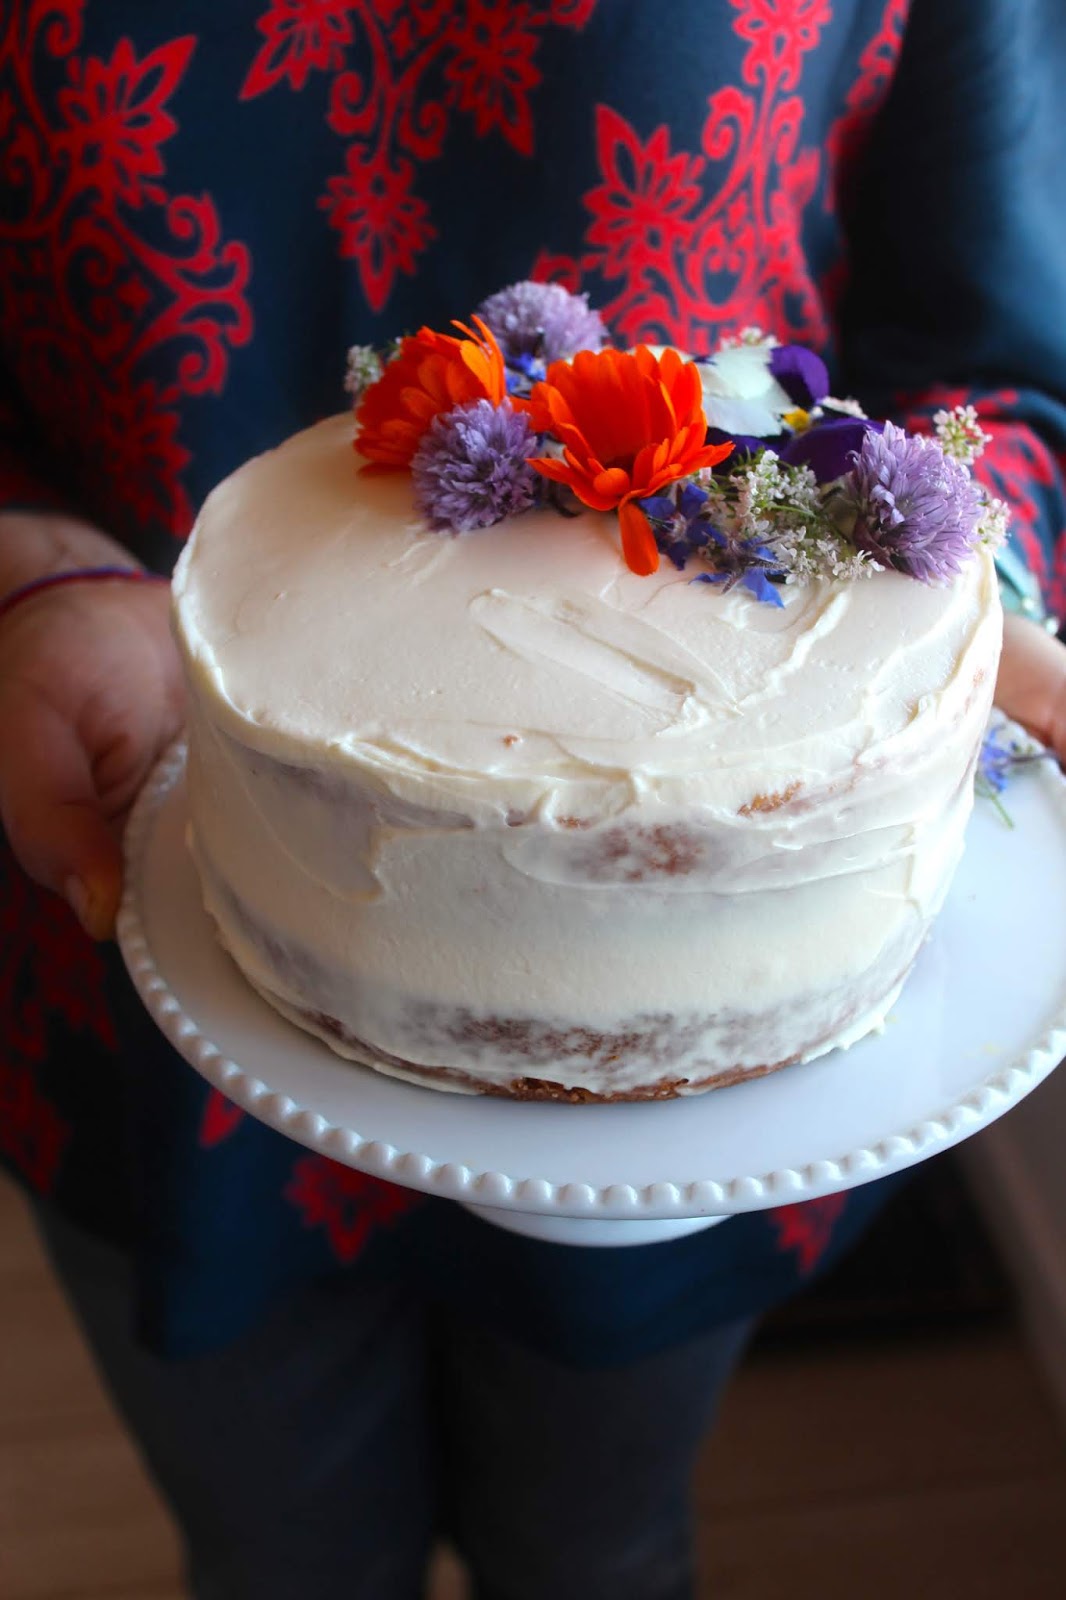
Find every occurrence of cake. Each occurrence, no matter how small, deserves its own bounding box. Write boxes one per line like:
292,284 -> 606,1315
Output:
172,285 -> 1003,1100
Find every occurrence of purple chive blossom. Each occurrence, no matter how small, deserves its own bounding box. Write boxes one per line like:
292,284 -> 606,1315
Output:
845,421 -> 983,583
769,344 -> 830,409
475,281 -> 608,366
411,399 -> 538,533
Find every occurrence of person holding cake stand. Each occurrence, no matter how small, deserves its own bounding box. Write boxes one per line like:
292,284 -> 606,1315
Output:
1,3 -> 1065,1597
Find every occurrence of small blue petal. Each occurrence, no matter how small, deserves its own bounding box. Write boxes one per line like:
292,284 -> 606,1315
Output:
746,540 -> 779,564
678,482 -> 709,518
690,572 -> 725,585
740,568 -> 785,606
658,537 -> 690,571
639,494 -> 679,521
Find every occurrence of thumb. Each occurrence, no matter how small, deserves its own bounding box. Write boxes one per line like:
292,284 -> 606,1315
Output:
0,691 -> 123,939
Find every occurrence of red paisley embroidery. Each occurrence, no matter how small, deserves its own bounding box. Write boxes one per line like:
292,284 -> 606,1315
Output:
443,1 -> 541,157
286,1155 -> 423,1263
584,108 -> 704,282
770,1192 -> 847,1275
242,1 -> 597,312
0,845 -> 114,1192
733,0 -> 831,91
241,0 -> 359,99
319,146 -> 435,312
197,1089 -> 246,1149
534,0 -> 912,356
0,4 -> 253,535
539,0 -> 839,352
56,34 -> 195,209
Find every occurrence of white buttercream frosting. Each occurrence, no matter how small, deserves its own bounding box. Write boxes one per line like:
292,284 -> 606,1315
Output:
173,415 -> 1002,1096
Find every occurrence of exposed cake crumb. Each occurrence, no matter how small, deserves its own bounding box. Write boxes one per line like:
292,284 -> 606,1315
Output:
738,782 -> 801,816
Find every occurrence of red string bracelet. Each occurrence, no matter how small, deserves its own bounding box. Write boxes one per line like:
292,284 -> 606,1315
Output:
0,565 -> 169,627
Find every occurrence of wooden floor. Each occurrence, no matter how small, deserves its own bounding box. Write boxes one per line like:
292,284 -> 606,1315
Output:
2,1173 -> 1064,1599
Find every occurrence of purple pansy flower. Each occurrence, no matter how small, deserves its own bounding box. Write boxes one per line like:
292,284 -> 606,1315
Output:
411,399 -> 539,533
769,345 -> 830,410
845,421 -> 983,583
779,416 -> 883,482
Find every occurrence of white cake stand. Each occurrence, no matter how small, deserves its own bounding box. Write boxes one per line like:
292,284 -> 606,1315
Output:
118,736 -> 1066,1247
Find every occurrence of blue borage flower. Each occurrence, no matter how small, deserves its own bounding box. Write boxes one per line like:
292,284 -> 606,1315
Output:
639,483 -> 785,606
975,720 -> 1056,828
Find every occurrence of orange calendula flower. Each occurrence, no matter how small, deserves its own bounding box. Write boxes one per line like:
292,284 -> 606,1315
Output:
525,346 -> 734,575
354,317 -> 506,467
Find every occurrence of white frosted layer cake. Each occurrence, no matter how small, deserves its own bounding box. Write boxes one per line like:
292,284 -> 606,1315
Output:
173,413 -> 1002,1099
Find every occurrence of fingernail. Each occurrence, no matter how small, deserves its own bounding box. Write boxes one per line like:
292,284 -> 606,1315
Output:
64,875 -> 95,934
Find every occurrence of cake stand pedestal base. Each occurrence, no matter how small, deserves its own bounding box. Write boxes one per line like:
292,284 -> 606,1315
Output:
461,1206 -> 727,1246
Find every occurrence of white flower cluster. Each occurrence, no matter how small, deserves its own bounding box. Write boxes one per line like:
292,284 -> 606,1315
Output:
976,491 -> 1010,549
934,403 -> 991,466
719,325 -> 779,348
344,343 -> 383,404
695,450 -> 873,582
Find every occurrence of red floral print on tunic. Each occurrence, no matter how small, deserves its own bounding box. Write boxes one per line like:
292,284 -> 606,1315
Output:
534,0 -> 907,354
0,4 -> 252,535
443,0 -> 542,157
0,847 -> 114,1193
583,110 -> 705,283
198,1089 -> 247,1149
821,0 -> 910,315
824,0 -> 910,211
56,35 -> 196,210
241,0 -> 360,99
733,0 -> 832,90
319,146 -> 436,314
286,1154 -> 423,1263
770,1192 -> 847,1275
241,1 -> 598,311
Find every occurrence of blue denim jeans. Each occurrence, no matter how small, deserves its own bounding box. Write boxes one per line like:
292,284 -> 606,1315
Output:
38,1207 -> 753,1600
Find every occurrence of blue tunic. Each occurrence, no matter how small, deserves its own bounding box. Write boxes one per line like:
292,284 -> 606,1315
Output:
1,0 -> 1064,1359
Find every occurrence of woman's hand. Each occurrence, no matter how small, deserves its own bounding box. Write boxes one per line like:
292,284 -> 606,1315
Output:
994,611 -> 1066,761
0,515 -> 183,939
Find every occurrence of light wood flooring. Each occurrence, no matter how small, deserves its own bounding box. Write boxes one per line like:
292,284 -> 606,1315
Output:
2,1173 -> 1064,1600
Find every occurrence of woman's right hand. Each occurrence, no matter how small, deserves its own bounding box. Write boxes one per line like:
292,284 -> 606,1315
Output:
0,513 -> 184,939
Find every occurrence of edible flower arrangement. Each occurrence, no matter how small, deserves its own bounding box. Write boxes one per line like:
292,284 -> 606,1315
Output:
348,281 -> 1006,601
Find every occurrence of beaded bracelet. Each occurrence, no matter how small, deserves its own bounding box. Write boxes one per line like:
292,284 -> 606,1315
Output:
0,565 -> 169,628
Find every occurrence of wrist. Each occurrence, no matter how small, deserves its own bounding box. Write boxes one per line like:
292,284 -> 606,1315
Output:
0,509 -> 141,598
0,567 -> 168,634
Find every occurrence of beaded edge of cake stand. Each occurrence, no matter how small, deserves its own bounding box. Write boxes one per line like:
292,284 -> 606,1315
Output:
117,740 -> 1066,1222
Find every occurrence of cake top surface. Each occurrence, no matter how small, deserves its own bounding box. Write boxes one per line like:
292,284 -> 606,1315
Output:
174,414 -> 998,812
